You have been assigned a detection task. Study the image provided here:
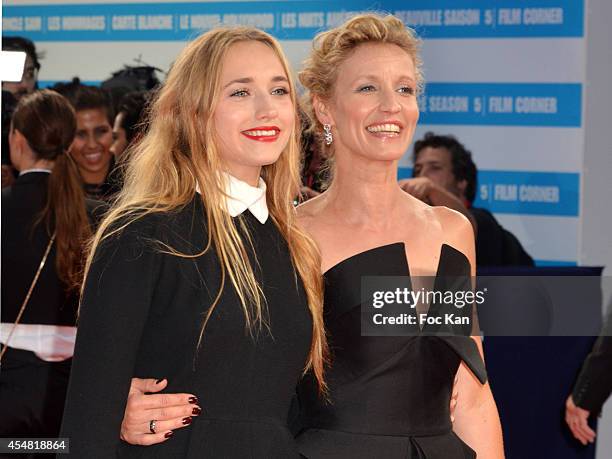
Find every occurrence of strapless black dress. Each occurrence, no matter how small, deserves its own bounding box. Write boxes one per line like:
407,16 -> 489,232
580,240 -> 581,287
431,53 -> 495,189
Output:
295,243 -> 488,458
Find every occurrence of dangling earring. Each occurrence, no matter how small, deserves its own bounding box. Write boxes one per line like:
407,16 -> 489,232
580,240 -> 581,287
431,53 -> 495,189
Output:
323,124 -> 333,145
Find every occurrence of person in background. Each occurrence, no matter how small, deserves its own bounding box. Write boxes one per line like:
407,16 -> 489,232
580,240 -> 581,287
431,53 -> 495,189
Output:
105,90 -> 152,193
1,90 -> 96,445
2,36 -> 42,188
2,90 -> 19,189
2,36 -> 40,102
406,132 -> 534,267
101,65 -> 161,118
299,111 -> 326,201
53,81 -> 119,200
110,90 -> 151,159
565,307 -> 612,445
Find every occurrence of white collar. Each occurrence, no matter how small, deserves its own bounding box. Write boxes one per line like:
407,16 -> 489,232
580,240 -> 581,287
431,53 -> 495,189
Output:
19,168 -> 52,176
195,174 -> 269,224
224,174 -> 269,224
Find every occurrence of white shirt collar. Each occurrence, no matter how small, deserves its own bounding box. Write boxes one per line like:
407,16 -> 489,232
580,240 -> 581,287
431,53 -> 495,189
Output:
195,173 -> 269,224
225,174 -> 269,224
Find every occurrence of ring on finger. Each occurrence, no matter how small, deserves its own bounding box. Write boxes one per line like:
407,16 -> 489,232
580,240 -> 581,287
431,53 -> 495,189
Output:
149,419 -> 157,434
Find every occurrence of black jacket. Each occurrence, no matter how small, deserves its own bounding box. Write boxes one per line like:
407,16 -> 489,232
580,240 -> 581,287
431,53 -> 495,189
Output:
572,312 -> 612,414
1,172 -> 102,326
60,198 -> 312,457
470,207 -> 534,267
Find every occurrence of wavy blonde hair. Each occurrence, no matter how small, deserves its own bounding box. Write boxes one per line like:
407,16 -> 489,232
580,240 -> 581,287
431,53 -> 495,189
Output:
84,27 -> 327,392
299,13 -> 423,174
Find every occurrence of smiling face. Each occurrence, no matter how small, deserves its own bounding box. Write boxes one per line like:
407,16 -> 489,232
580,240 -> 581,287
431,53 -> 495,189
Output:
317,42 -> 419,164
212,40 -> 295,185
70,108 -> 113,184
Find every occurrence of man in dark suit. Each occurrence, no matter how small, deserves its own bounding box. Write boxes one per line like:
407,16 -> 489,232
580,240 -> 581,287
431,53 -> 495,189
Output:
565,308 -> 612,445
401,132 -> 534,267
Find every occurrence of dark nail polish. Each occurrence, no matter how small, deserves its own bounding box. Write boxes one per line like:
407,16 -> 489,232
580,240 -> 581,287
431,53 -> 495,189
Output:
164,431 -> 174,438
156,378 -> 164,384
188,396 -> 198,404
182,417 -> 192,425
192,406 -> 202,416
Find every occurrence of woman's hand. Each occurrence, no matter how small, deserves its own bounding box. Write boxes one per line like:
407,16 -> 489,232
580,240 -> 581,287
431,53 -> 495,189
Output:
120,378 -> 201,445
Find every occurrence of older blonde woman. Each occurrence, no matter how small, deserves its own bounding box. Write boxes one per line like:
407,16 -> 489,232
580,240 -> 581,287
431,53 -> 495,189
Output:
294,14 -> 503,458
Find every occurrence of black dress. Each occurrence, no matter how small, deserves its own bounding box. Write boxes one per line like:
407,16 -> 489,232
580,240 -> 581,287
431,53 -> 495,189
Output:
296,243 -> 488,458
60,197 -> 312,458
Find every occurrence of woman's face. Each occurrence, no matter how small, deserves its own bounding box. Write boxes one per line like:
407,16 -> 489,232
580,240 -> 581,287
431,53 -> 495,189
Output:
212,40 -> 294,185
110,111 -> 129,158
70,108 -> 113,184
322,42 -> 419,163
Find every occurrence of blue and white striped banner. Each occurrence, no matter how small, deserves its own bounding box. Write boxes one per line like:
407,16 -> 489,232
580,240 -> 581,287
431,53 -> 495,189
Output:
418,83 -> 582,127
3,0 -> 584,42
473,170 -> 579,216
398,168 -> 579,217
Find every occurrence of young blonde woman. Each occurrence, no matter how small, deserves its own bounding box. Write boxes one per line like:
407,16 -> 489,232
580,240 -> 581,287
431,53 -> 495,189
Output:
121,15 -> 505,458
60,27 -> 327,457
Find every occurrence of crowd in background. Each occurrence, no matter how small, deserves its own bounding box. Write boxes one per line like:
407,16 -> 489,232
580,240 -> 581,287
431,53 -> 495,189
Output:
2,37 -> 153,199
0,36 -> 157,453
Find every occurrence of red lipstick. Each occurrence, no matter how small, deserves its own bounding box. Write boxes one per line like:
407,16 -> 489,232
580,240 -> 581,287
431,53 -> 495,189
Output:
241,125 -> 281,142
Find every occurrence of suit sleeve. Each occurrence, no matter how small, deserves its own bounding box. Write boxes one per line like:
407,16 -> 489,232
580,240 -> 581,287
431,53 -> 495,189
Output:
60,218 -> 162,457
572,335 -> 612,414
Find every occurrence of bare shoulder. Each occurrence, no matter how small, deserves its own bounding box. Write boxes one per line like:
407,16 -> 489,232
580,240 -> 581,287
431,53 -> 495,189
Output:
431,206 -> 476,268
433,206 -> 472,237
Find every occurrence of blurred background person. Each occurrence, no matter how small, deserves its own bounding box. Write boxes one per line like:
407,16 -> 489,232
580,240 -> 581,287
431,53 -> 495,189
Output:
101,64 -> 161,118
105,90 -> 152,194
299,110 -> 326,201
0,89 -> 97,444
403,132 -> 534,267
565,306 -> 612,446
2,36 -> 40,102
2,36 -> 41,189
1,90 -> 19,189
52,80 -> 118,200
110,90 -> 150,159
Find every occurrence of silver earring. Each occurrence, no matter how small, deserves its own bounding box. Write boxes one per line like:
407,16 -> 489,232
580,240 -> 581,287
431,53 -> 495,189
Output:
323,124 -> 333,145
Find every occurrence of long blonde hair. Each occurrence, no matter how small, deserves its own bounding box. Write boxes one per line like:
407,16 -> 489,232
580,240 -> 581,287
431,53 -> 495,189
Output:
84,27 -> 328,392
